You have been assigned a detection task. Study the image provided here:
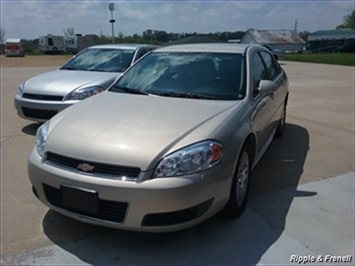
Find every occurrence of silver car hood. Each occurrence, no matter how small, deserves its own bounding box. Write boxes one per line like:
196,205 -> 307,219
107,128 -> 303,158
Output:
24,69 -> 122,96
46,92 -> 240,171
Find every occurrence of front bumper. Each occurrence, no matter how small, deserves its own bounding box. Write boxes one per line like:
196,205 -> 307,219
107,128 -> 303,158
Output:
14,95 -> 78,122
28,149 -> 232,232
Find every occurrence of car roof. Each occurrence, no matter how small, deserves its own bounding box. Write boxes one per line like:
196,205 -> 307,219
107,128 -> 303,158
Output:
88,44 -> 158,50
154,43 -> 251,54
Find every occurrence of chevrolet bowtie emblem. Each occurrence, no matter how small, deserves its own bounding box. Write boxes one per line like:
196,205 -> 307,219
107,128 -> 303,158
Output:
77,163 -> 95,172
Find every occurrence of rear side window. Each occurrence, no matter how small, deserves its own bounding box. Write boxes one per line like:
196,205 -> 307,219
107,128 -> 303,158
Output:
259,51 -> 280,80
48,38 -> 53,46
252,53 -> 267,90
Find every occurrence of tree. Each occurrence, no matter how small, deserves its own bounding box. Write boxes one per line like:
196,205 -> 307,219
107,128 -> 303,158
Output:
63,27 -> 75,37
155,30 -> 168,42
337,10 -> 354,29
143,29 -> 153,41
0,26 -> 6,44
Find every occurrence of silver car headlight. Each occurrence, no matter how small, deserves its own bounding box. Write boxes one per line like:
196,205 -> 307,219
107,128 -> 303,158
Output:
36,121 -> 49,157
64,86 -> 104,101
153,140 -> 223,178
18,82 -> 25,96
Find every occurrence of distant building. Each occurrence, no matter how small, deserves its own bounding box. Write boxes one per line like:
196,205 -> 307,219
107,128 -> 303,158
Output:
240,29 -> 305,52
307,29 -> 355,52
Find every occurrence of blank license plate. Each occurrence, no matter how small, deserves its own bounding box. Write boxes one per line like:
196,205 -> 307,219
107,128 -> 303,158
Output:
61,186 -> 99,214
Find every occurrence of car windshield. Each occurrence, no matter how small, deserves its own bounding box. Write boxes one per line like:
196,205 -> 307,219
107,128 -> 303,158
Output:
61,48 -> 135,72
110,52 -> 246,100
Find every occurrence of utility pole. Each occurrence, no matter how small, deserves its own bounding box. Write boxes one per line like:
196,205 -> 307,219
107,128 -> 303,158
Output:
109,3 -> 115,44
294,19 -> 298,32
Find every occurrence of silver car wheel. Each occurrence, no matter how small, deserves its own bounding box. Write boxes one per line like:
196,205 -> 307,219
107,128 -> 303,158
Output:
236,151 -> 249,206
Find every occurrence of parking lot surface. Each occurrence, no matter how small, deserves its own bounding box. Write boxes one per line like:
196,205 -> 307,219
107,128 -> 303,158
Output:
1,60 -> 354,264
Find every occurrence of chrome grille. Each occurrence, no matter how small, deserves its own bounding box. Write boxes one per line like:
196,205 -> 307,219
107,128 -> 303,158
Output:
45,152 -> 141,180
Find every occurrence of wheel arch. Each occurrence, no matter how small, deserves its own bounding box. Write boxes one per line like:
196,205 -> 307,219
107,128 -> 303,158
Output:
285,92 -> 289,106
232,132 -> 257,174
243,133 -> 257,168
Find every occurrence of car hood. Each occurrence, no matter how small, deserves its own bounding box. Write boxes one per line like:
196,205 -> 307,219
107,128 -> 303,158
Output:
46,92 -> 240,171
24,69 -> 122,96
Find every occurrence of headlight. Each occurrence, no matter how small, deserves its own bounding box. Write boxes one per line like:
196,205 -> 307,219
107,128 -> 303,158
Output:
36,121 -> 49,157
18,82 -> 25,96
64,86 -> 104,101
153,140 -> 223,178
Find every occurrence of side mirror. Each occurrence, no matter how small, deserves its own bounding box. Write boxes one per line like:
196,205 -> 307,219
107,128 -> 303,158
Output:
259,80 -> 278,95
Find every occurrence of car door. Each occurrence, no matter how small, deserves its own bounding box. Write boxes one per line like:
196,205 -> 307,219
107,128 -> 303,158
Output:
259,51 -> 287,134
250,51 -> 275,152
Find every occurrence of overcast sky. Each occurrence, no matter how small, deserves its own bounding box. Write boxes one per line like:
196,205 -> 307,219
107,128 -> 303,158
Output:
1,0 -> 354,40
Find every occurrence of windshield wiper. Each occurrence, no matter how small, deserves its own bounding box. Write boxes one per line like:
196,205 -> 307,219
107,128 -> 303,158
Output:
151,91 -> 216,100
87,68 -> 110,72
60,67 -> 79,70
112,86 -> 149,95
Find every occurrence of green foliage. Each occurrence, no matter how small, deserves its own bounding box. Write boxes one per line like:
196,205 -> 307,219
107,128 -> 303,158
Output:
93,30 -> 245,45
337,10 -> 355,29
284,53 -> 354,66
22,39 -> 40,53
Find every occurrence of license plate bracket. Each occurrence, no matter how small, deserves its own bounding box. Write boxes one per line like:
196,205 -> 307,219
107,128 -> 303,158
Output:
61,186 -> 99,215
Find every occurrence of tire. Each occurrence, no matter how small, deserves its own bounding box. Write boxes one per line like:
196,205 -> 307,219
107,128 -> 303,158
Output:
223,147 -> 251,218
275,102 -> 286,138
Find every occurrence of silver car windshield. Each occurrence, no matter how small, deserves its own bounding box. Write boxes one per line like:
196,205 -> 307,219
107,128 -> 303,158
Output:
61,48 -> 135,72
111,52 -> 246,100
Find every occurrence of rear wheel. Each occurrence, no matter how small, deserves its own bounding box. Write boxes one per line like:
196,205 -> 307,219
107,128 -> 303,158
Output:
224,148 -> 250,218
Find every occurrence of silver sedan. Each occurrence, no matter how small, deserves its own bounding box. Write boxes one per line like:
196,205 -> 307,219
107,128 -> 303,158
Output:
28,43 -> 288,232
15,44 -> 157,122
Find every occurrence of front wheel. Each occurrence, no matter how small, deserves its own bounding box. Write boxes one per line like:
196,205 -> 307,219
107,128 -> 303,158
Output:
223,148 -> 250,218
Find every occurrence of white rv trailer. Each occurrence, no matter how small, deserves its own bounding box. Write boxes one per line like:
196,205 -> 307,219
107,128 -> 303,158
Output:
64,35 -> 95,53
39,34 -> 65,54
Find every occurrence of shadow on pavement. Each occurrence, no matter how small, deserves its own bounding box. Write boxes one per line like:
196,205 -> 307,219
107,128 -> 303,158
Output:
21,123 -> 40,136
42,123 -> 310,264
